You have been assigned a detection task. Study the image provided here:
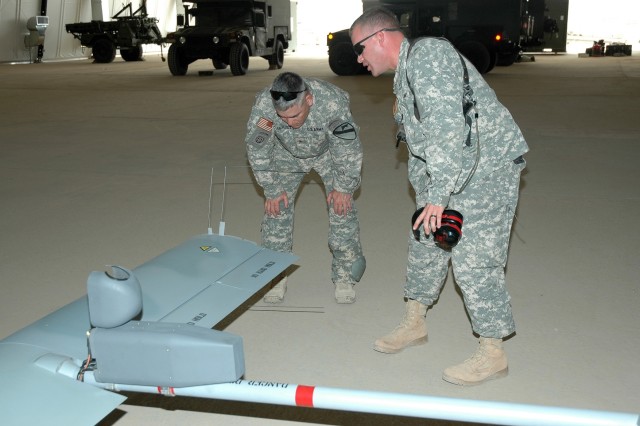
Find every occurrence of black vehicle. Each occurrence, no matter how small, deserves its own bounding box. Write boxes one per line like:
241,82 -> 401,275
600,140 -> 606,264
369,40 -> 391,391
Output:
165,0 -> 291,76
327,0 -> 537,75
520,0 -> 568,53
65,2 -> 163,63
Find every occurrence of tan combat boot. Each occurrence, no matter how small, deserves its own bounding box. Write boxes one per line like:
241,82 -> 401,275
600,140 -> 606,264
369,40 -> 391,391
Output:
373,299 -> 427,353
335,282 -> 356,304
442,337 -> 508,386
263,274 -> 287,303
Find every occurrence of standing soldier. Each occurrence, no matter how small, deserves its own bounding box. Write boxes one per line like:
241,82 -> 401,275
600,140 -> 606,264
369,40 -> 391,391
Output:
350,8 -> 529,385
245,72 -> 366,304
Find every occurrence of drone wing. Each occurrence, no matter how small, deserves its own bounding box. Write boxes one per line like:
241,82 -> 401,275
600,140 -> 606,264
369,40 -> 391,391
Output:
0,342 -> 126,425
134,233 -> 296,327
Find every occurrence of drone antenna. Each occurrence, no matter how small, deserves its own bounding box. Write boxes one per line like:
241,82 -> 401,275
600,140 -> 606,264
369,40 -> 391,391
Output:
206,165 -> 229,235
218,165 -> 227,236
207,167 -> 214,235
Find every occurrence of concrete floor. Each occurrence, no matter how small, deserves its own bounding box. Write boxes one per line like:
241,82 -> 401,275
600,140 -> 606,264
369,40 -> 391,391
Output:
1,52 -> 639,425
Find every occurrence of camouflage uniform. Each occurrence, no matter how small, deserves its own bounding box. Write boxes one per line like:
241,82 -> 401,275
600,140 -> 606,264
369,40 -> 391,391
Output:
394,38 -> 529,338
245,78 -> 365,285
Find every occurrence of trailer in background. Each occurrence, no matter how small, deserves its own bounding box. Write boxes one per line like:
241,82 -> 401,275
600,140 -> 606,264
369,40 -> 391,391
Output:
65,2 -> 163,63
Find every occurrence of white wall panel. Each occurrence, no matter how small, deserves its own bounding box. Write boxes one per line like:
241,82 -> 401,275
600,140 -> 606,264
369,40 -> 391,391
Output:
56,0 -> 90,58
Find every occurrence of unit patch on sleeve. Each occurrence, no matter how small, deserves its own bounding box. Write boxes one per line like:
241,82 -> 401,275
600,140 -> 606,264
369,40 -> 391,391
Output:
251,131 -> 270,145
257,117 -> 273,133
332,122 -> 357,140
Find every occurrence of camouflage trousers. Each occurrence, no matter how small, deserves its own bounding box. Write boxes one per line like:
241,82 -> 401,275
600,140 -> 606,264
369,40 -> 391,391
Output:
260,156 -> 365,285
406,159 -> 525,338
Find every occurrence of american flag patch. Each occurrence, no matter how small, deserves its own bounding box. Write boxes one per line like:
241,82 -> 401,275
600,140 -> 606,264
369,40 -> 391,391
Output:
257,117 -> 273,132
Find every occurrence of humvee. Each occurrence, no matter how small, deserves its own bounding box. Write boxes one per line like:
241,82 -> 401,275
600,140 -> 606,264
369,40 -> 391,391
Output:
165,0 -> 291,76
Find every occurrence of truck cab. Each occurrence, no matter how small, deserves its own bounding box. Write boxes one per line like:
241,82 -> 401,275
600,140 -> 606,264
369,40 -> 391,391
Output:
328,0 -> 527,75
165,0 -> 291,76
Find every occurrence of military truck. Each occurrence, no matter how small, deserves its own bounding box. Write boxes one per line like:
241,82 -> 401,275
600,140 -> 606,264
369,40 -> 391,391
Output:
65,2 -> 163,63
165,0 -> 291,76
327,0 -> 536,75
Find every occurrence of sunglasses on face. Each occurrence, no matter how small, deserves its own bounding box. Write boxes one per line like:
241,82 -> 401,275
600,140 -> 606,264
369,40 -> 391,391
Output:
270,89 -> 306,101
352,27 -> 401,56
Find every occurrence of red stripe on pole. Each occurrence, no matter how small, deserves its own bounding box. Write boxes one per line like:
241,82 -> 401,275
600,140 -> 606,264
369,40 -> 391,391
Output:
295,385 -> 315,407
156,386 -> 175,396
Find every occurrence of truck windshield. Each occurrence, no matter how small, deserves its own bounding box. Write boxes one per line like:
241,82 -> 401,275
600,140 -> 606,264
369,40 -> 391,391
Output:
193,4 -> 252,27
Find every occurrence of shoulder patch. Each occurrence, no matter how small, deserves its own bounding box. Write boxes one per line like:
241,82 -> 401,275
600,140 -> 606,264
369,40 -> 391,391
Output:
256,117 -> 273,133
332,122 -> 357,140
251,131 -> 270,146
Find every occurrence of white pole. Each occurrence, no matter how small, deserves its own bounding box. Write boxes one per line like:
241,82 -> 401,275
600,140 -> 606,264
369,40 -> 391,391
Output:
81,374 -> 639,426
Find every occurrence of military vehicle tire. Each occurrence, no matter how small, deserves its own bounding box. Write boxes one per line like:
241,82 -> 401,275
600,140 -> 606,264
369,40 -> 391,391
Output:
456,40 -> 491,74
269,39 -> 284,69
230,42 -> 249,76
497,50 -> 518,66
168,44 -> 188,76
121,45 -> 143,62
92,38 -> 116,63
328,42 -> 363,76
486,50 -> 497,73
213,60 -> 228,70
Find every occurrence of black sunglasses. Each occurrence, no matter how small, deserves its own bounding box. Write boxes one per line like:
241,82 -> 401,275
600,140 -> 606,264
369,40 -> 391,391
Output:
270,89 -> 306,101
353,27 -> 401,56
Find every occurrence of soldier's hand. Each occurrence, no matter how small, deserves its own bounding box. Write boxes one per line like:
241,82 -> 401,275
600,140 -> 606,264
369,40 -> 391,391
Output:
413,203 -> 445,234
327,190 -> 352,217
265,192 -> 288,217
